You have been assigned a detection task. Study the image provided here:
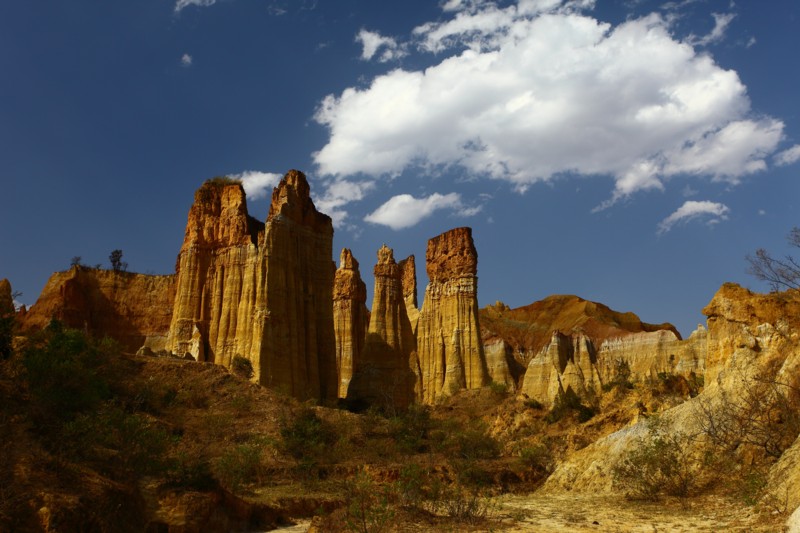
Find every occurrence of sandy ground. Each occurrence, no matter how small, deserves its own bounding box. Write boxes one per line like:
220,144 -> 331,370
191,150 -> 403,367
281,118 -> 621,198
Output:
491,493 -> 788,532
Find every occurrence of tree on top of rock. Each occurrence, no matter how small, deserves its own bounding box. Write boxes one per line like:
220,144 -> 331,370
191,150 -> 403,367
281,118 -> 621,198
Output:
109,250 -> 128,272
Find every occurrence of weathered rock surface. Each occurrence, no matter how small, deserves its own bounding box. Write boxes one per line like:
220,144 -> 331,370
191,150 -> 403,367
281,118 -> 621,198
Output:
333,248 -> 368,398
167,179 -> 263,365
347,245 -> 417,409
543,284 -> 800,498
416,228 -> 490,403
19,267 -> 176,352
480,295 -> 695,405
166,171 -> 337,401
256,170 -> 337,401
398,255 -> 420,329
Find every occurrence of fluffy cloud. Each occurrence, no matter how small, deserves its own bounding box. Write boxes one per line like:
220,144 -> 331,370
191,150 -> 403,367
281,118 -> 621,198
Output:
657,200 -> 730,234
364,192 -> 481,230
229,171 -> 282,200
313,1 -> 782,207
175,0 -> 217,12
356,29 -> 406,62
774,144 -> 800,166
181,53 -> 193,67
316,179 -> 375,226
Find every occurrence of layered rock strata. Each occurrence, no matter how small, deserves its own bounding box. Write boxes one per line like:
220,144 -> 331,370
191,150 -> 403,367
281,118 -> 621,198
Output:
166,171 -> 337,401
543,284 -> 800,505
19,267 -> 176,352
519,326 -> 706,405
333,249 -> 368,398
398,255 -> 420,329
347,245 -> 417,409
166,179 -> 263,365
257,170 -> 337,401
416,228 -> 490,403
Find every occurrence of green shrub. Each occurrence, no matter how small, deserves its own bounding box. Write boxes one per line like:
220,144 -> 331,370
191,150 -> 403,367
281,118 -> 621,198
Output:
166,453 -> 217,491
545,388 -> 595,424
612,418 -> 695,504
602,359 -> 634,392
280,407 -> 337,478
387,404 -> 432,454
524,398 -> 544,410
488,381 -> 508,395
231,355 -> 254,379
517,443 -> 554,477
343,468 -> 394,533
22,323 -> 111,425
214,443 -> 262,492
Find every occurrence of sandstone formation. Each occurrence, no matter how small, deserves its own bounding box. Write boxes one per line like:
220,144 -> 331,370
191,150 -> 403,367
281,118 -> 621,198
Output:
416,228 -> 490,403
19,267 -> 176,352
398,255 -> 420,329
333,248 -> 368,398
166,179 -> 262,365
257,170 -> 337,401
347,245 -> 417,409
166,171 -> 337,401
480,295 -> 695,405
542,284 -> 800,506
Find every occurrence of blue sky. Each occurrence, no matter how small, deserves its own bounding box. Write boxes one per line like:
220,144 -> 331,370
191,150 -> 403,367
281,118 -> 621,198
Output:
1,0 -> 798,337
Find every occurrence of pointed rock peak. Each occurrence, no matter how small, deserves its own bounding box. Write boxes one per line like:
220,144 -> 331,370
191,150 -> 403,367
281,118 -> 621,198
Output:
377,244 -> 395,265
426,226 -> 477,282
267,169 -> 331,229
181,177 -> 253,250
374,244 -> 400,278
398,255 -> 417,308
339,248 -> 360,271
194,177 -> 247,209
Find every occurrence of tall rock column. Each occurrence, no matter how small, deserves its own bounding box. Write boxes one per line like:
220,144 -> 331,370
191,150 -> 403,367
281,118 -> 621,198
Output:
166,179 -> 263,365
416,227 -> 489,403
347,245 -> 417,410
333,248 -> 368,398
255,170 -> 337,402
398,255 -> 420,330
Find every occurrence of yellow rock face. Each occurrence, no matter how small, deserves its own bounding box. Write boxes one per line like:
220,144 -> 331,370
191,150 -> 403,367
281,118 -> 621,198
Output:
333,248 -> 368,398
166,171 -> 337,401
347,245 -> 417,410
416,227 -> 489,404
20,267 -> 176,352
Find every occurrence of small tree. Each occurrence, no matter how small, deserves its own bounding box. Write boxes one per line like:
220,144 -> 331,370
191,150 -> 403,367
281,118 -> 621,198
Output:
746,227 -> 800,292
109,250 -> 128,272
70,256 -> 82,268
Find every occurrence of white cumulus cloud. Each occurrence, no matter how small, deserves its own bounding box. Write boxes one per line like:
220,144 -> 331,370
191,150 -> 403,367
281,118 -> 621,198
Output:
313,1 -> 783,207
364,192 -> 481,230
175,0 -> 217,12
229,171 -> 282,200
316,179 -> 376,226
181,53 -> 193,67
774,144 -> 800,167
356,29 -> 406,62
657,200 -> 730,234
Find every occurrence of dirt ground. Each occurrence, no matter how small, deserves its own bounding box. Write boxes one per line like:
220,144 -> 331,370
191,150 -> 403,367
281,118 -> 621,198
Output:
492,492 -> 788,532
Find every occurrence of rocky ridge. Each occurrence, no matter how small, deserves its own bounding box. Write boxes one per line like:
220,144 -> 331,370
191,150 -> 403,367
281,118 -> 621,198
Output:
19,267 -> 176,352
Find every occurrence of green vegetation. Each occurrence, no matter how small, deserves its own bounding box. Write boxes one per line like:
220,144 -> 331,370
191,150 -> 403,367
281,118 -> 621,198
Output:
612,417 -> 696,505
545,388 -> 595,424
231,354 -> 254,379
